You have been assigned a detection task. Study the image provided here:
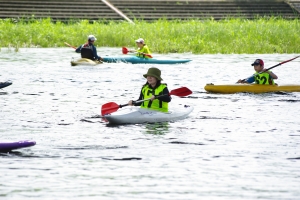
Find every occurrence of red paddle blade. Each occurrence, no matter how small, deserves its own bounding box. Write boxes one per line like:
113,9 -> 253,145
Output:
101,102 -> 119,115
170,87 -> 192,97
122,47 -> 128,54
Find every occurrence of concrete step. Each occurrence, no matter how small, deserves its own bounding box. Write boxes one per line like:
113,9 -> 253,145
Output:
0,0 -> 298,22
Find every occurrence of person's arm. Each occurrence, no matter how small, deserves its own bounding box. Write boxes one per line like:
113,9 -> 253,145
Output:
75,45 -> 82,53
92,45 -> 102,60
245,76 -> 255,83
128,90 -> 143,106
141,45 -> 151,54
237,75 -> 255,83
155,87 -> 171,102
267,71 -> 278,79
137,46 -> 151,57
261,69 -> 278,79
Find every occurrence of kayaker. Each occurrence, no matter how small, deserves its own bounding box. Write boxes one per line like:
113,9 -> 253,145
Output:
237,59 -> 278,84
128,67 -> 171,112
129,38 -> 152,58
75,35 -> 103,61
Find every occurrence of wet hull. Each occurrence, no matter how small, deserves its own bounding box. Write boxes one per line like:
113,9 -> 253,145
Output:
102,56 -> 191,64
103,105 -> 194,124
204,83 -> 300,94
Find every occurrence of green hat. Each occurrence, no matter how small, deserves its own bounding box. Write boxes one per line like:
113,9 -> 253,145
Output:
143,67 -> 163,80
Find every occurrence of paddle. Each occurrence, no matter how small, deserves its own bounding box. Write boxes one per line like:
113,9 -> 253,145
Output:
239,55 -> 300,83
64,42 -> 76,49
122,46 -> 153,58
101,87 -> 192,115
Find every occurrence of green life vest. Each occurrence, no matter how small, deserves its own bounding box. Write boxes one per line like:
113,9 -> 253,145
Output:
254,72 -> 275,85
141,84 -> 168,112
136,45 -> 151,58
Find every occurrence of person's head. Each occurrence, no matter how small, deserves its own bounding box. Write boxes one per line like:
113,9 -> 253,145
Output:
135,38 -> 145,48
251,59 -> 264,72
143,67 -> 162,87
88,35 -> 97,44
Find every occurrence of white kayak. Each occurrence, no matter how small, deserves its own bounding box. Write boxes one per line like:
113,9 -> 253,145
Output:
103,105 -> 194,124
71,58 -> 103,66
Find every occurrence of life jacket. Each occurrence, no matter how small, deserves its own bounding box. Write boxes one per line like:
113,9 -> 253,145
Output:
80,43 -> 94,60
141,84 -> 168,112
254,71 -> 275,85
136,45 -> 151,59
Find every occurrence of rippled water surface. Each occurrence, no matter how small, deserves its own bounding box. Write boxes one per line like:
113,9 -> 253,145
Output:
1,48 -> 300,199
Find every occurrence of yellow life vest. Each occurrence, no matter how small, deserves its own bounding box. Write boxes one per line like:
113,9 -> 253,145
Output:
136,45 -> 151,58
254,72 -> 275,85
141,84 -> 168,112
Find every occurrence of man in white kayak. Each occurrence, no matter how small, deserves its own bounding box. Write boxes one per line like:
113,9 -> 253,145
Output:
128,67 -> 171,112
237,59 -> 278,85
75,35 -> 103,61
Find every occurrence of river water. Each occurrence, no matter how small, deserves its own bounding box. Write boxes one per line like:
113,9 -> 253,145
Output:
1,48 -> 300,200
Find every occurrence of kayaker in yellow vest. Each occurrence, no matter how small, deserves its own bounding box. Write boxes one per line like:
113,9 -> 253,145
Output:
237,59 -> 278,85
128,67 -> 171,112
129,38 -> 152,59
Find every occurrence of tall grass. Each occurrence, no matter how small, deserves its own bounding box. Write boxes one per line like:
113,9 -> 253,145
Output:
0,17 -> 299,54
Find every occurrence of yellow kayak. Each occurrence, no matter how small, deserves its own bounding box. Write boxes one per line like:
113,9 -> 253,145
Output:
204,83 -> 300,94
71,58 -> 103,66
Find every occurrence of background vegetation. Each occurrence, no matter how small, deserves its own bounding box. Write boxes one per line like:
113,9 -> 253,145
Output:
0,17 -> 299,54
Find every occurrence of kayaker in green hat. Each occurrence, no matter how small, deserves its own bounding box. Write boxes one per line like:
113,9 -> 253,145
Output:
128,67 -> 171,112
75,35 -> 103,61
237,59 -> 278,84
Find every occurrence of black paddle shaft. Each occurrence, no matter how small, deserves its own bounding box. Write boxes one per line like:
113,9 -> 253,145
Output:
242,55 -> 300,82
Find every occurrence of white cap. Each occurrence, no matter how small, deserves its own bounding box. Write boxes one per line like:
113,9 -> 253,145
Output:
135,38 -> 144,44
88,35 -> 97,41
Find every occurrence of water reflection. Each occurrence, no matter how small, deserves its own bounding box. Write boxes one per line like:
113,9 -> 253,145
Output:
1,48 -> 300,199
144,122 -> 170,135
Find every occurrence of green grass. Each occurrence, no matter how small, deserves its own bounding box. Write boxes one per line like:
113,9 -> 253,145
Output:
0,17 -> 299,54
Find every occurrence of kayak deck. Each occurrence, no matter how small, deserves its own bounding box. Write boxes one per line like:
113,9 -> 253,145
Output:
102,56 -> 191,64
204,83 -> 300,94
103,105 -> 194,124
71,58 -> 103,66
0,140 -> 36,152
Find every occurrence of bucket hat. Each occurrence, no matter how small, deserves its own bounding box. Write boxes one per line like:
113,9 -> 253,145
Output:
251,59 -> 264,67
143,67 -> 163,80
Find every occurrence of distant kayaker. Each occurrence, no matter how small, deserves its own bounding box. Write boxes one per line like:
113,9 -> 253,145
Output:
75,35 -> 103,61
128,67 -> 171,112
237,59 -> 278,84
129,38 -> 152,58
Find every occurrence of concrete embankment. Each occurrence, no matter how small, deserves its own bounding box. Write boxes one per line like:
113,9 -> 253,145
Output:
0,0 -> 299,22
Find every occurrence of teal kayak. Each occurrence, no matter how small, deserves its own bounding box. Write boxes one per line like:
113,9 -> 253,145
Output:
102,56 -> 191,64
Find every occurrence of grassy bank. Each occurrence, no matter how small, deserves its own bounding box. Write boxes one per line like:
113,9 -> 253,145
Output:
0,17 -> 299,54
